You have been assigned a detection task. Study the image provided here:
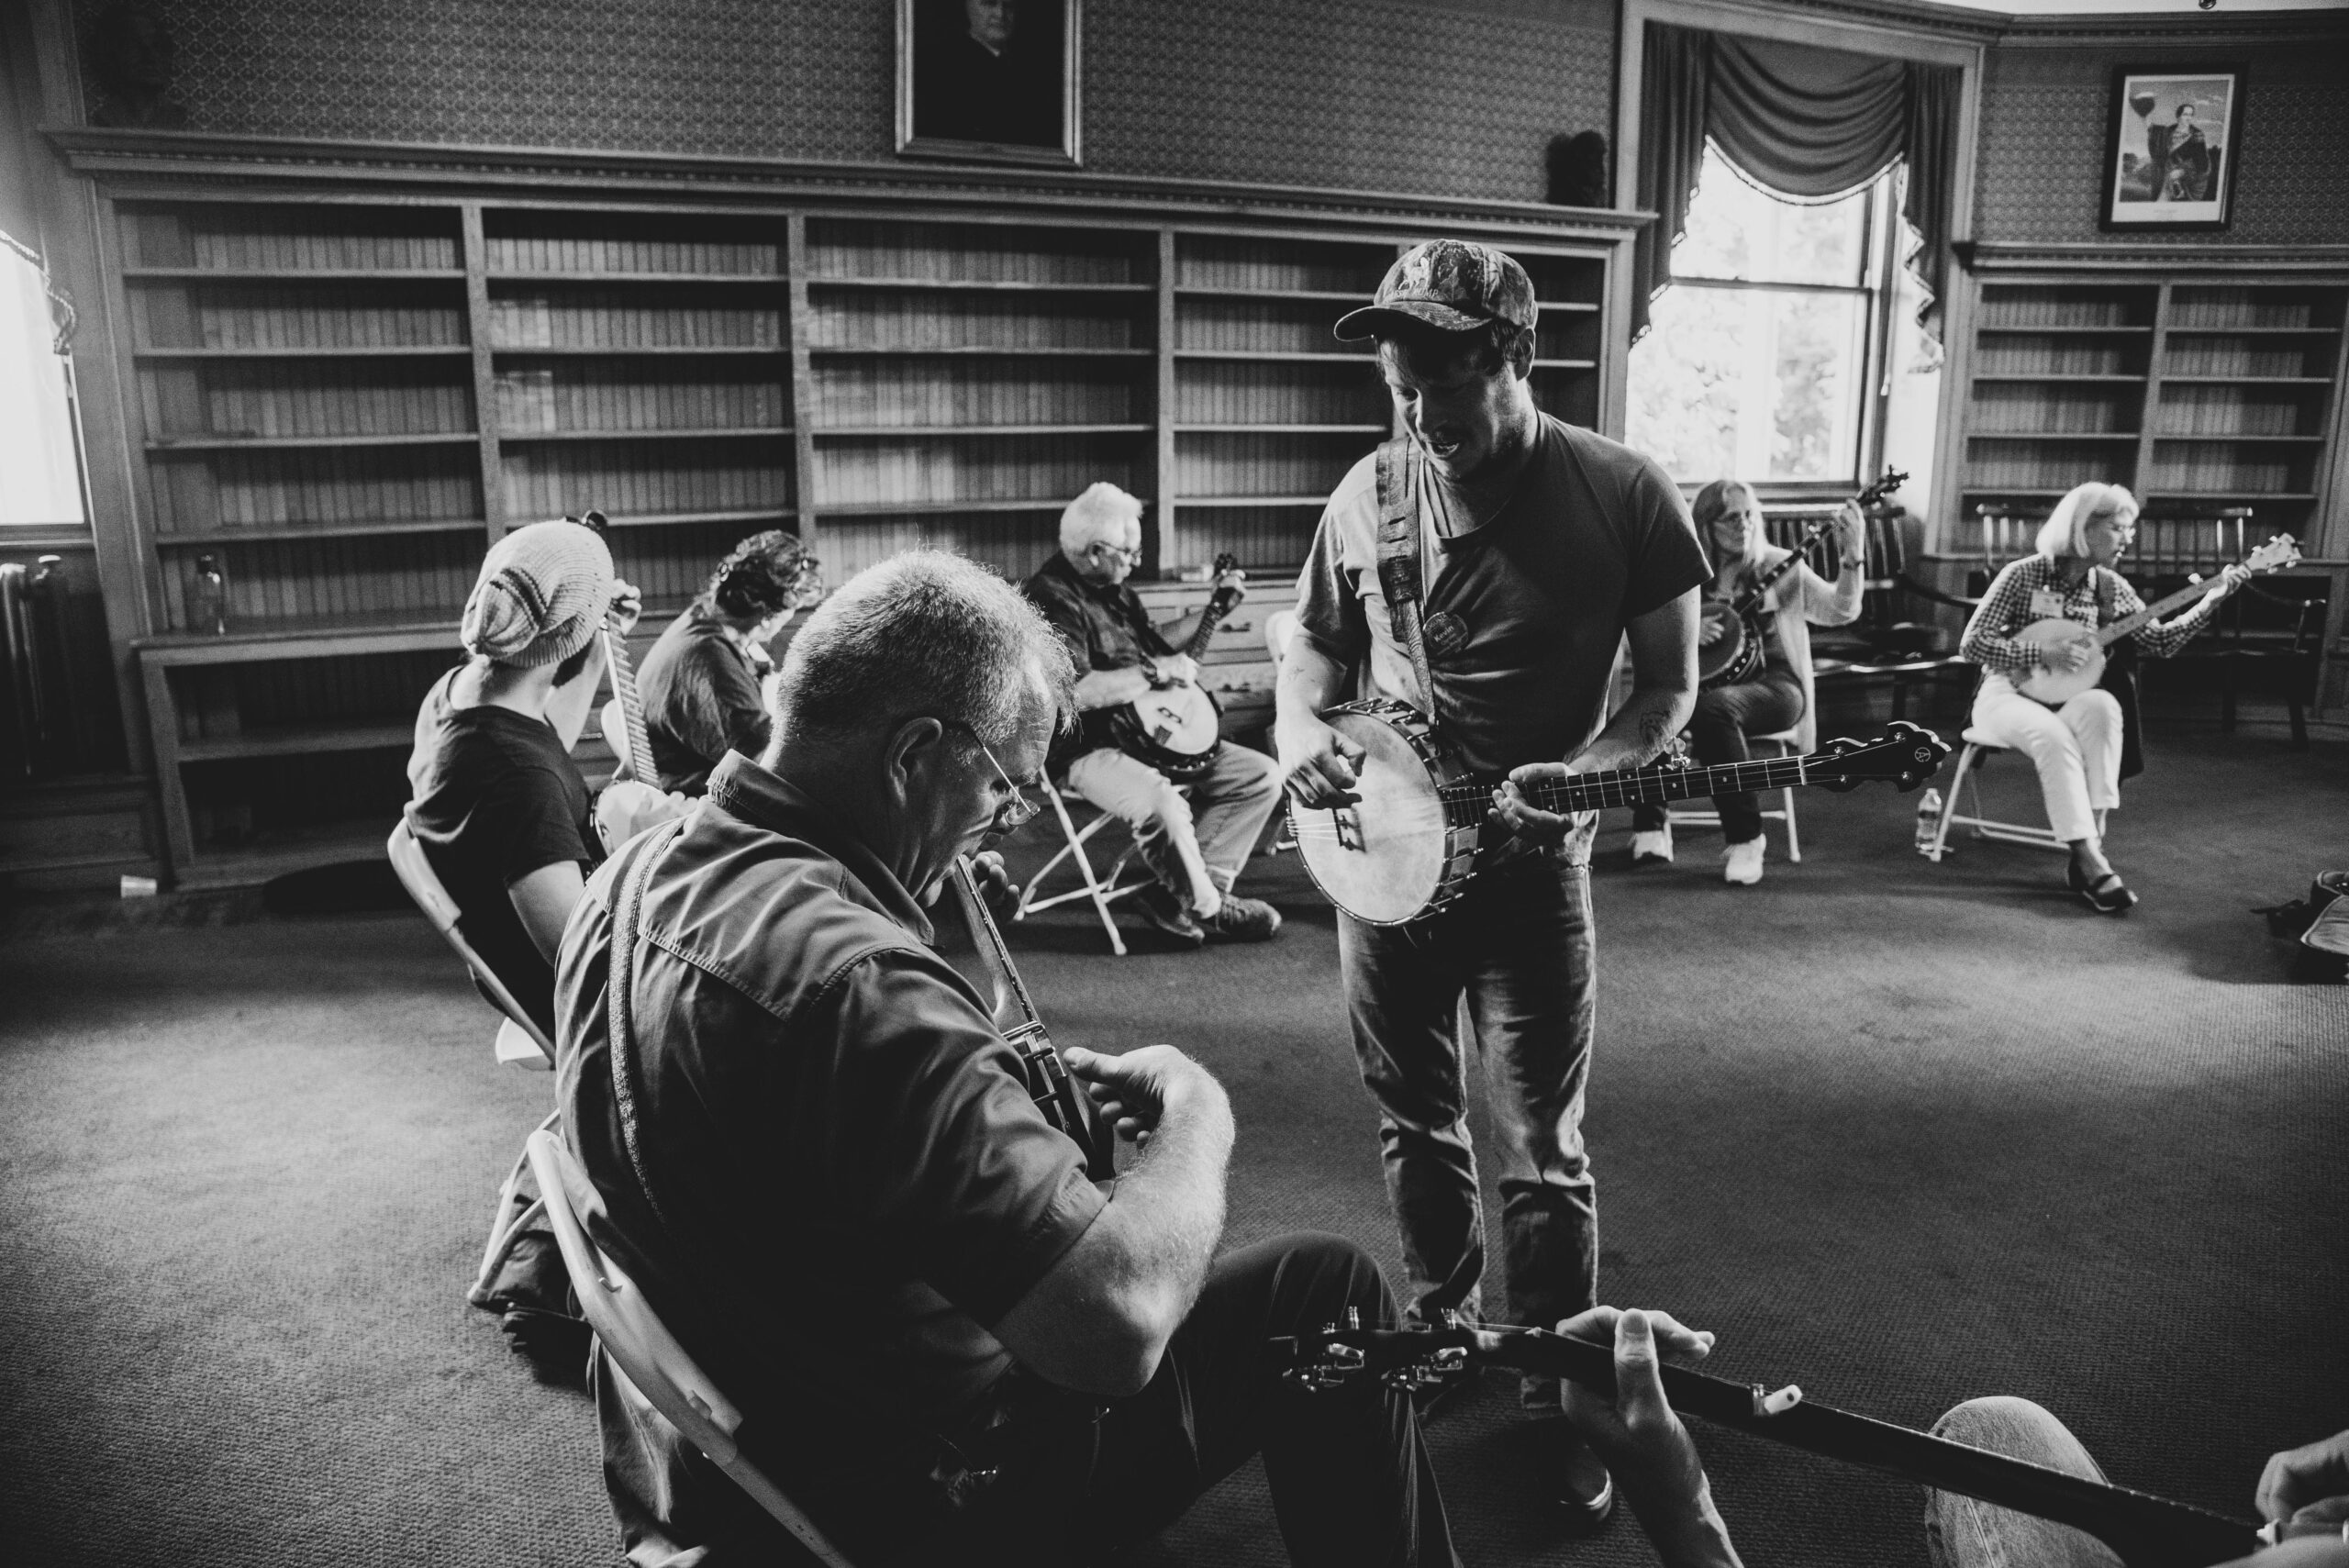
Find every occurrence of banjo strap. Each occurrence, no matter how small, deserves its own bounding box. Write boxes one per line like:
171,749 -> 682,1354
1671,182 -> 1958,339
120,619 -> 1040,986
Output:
1375,438 -> 1445,739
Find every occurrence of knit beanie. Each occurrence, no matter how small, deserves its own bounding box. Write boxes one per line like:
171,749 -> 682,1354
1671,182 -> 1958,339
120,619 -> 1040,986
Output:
460,520 -> 615,667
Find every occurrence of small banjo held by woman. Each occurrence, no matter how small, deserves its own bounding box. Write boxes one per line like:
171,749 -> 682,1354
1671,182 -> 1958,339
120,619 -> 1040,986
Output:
1104,552 -> 1246,782
1696,467 -> 1906,692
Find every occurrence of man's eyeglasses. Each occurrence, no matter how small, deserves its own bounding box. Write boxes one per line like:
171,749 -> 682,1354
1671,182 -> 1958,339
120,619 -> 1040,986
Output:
944,719 -> 1041,829
1089,540 -> 1142,566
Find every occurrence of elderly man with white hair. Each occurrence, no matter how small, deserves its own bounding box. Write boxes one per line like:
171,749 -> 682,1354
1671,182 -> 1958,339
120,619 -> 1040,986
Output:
1022,482 -> 1285,946
555,550 -> 1457,1565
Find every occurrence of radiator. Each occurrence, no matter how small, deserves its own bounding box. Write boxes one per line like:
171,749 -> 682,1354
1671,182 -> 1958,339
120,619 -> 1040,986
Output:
0,556 -> 61,781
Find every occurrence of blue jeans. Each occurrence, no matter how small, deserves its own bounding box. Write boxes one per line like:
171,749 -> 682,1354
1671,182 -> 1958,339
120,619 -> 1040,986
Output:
1337,853 -> 1598,1392
1927,1397 -> 2124,1568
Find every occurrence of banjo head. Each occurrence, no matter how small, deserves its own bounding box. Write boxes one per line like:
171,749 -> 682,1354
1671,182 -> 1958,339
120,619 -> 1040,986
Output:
1293,706 -> 1463,926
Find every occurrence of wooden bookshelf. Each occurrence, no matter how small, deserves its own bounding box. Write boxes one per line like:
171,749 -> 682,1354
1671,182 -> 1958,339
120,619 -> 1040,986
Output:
1952,274 -> 2347,550
85,173 -> 1637,884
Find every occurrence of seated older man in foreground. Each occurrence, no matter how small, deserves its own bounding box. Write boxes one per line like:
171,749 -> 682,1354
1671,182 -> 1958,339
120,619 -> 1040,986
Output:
553,550 -> 1458,1567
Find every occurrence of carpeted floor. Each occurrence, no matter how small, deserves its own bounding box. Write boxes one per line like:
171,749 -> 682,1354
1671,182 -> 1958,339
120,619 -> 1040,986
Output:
2,720 -> 2343,1568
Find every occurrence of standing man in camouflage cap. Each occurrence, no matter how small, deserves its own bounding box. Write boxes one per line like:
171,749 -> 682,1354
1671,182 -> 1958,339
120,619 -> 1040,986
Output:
1276,239 -> 1709,1525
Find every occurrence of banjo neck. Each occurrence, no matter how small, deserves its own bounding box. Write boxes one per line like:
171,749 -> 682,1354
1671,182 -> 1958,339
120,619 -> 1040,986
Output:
1475,754 -> 1813,817
603,613 -> 654,784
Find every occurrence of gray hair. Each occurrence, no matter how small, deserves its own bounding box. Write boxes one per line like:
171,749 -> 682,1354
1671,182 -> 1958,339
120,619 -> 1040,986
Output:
773,549 -> 1074,750
2036,483 -> 2137,561
1058,481 -> 1143,556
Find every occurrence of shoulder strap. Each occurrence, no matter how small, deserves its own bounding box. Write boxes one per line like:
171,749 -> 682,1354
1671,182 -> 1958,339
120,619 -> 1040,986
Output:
607,817 -> 692,1241
1374,437 -> 1442,729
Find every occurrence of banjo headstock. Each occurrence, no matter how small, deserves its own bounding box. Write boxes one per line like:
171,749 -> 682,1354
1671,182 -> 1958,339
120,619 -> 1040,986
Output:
1803,720 -> 1952,795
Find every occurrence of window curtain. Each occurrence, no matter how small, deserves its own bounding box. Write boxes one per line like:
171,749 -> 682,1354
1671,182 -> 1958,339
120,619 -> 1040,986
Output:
1631,21 -> 1960,347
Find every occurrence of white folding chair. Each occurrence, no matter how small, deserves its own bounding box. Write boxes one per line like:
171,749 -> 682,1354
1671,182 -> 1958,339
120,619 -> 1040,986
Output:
1664,728 -> 1803,862
386,813 -> 554,1070
1014,785 -> 1148,956
525,1129 -> 859,1568
1917,728 -> 2068,862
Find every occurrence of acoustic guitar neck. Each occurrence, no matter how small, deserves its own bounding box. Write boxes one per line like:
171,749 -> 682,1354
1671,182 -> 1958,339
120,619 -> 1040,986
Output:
603,615 -> 654,784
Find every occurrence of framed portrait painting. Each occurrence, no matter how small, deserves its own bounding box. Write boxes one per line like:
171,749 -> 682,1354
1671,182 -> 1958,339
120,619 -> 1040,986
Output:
897,0 -> 1082,167
2101,66 -> 2243,231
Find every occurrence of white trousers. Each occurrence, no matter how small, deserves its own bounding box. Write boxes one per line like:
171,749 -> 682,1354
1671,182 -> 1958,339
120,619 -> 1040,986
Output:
1969,673 -> 2123,844
1064,743 -> 1283,916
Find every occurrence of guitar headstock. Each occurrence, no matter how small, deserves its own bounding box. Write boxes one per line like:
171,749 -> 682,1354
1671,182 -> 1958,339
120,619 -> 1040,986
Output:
2245,534 -> 2301,574
1206,550 -> 1246,613
1803,719 -> 1952,795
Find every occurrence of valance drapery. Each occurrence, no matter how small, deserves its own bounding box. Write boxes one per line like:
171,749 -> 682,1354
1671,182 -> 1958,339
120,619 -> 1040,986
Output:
1631,21 -> 1960,347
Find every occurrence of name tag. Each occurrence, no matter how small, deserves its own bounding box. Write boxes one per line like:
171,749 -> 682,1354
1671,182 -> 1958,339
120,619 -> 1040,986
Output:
2028,588 -> 2069,618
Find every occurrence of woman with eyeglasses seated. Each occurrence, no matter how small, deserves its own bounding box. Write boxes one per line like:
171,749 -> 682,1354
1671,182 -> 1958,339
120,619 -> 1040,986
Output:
1958,483 -> 2248,912
634,530 -> 826,796
1630,479 -> 1866,885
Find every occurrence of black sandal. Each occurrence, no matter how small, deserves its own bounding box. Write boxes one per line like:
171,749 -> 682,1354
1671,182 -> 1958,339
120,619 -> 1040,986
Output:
2067,860 -> 2138,914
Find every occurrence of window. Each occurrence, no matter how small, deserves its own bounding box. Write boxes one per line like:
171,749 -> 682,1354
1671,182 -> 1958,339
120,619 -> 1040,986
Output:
0,238 -> 85,529
1629,146 -> 1907,491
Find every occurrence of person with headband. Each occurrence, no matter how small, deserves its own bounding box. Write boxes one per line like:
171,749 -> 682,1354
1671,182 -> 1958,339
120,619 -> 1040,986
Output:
1629,480 -> 1865,884
634,529 -> 824,795
1959,483 -> 2248,912
406,520 -> 676,1034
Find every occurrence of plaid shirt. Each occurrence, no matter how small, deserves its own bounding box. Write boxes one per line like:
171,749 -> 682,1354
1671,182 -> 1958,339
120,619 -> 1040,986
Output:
1960,555 -> 2215,680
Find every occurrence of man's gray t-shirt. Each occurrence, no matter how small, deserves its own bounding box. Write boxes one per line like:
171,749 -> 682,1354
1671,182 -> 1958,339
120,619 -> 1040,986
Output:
1294,415 -> 1709,781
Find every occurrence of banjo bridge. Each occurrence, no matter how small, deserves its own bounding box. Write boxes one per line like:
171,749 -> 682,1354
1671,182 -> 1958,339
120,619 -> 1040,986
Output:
1326,805 -> 1364,852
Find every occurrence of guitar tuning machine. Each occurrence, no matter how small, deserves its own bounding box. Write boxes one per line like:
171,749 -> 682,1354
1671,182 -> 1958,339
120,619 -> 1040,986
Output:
1748,1382 -> 1805,1418
1284,1340 -> 1367,1392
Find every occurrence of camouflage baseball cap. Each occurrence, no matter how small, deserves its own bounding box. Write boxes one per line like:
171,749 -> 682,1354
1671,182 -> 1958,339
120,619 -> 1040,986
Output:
1333,239 -> 1539,342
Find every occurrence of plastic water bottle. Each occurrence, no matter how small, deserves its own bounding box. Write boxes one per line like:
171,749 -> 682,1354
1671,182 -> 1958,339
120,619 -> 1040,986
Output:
1913,787 -> 1943,856
191,553 -> 228,635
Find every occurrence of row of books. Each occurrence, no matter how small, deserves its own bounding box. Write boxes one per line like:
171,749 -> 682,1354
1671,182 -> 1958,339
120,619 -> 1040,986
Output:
2163,342 -> 2318,377
484,231 -> 781,277
806,360 -> 1134,427
1164,505 -> 1323,573
160,532 -> 480,633
150,366 -> 477,439
1968,390 -> 2136,434
2144,448 -> 2299,493
1964,445 -> 2128,488
608,523 -> 769,606
807,221 -> 1143,286
2154,392 -> 2311,437
149,448 -> 481,532
1174,361 -> 1388,425
805,294 -> 1143,352
130,217 -> 460,274
501,440 -> 793,519
1177,302 -> 1373,354
495,367 -> 788,434
2169,291 -> 2320,329
1171,431 -> 1374,497
1175,238 -> 1392,296
490,295 -> 785,351
133,287 -> 467,352
1973,343 -> 2140,377
810,434 -> 1135,506
1977,289 -> 2148,328
815,514 -> 1065,584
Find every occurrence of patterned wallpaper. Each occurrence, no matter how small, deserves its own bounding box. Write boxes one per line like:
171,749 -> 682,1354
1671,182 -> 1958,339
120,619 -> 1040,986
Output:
73,0 -> 1618,206
1974,40 -> 2349,247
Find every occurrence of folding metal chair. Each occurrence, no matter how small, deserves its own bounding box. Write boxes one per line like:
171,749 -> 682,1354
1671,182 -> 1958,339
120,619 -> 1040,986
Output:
386,812 -> 553,1070
1665,728 -> 1802,862
525,1129 -> 858,1568
1013,785 -> 1149,956
1917,728 -> 2068,862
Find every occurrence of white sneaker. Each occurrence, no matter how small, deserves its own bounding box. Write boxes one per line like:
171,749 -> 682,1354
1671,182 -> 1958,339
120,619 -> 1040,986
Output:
1631,827 -> 1674,864
1723,839 -> 1765,885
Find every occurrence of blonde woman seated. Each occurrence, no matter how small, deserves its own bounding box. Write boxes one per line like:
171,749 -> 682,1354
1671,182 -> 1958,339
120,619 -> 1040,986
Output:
1958,483 -> 2248,913
1631,480 -> 1865,884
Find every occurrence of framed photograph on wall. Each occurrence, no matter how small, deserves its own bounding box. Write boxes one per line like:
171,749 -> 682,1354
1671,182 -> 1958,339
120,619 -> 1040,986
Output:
897,0 -> 1082,167
2101,66 -> 2243,231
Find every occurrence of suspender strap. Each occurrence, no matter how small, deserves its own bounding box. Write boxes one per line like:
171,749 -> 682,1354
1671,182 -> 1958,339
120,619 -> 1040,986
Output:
1374,437 -> 1444,734
607,817 -> 691,1241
